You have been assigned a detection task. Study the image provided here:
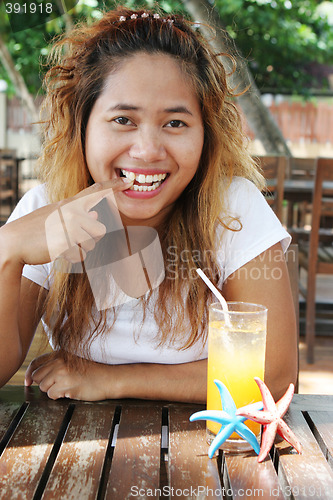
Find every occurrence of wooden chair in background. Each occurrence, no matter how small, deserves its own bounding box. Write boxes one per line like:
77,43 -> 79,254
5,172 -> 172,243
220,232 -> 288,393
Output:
288,157 -> 317,228
285,244 -> 300,392
256,155 -> 287,222
0,149 -> 18,225
289,157 -> 316,180
297,158 -> 333,363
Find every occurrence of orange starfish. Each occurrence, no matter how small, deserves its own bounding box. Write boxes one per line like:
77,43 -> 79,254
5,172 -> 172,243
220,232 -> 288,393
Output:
236,377 -> 302,463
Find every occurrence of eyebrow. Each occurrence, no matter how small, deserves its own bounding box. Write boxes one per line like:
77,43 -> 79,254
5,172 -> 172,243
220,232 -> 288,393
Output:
107,104 -> 193,115
108,104 -> 140,112
164,106 -> 193,116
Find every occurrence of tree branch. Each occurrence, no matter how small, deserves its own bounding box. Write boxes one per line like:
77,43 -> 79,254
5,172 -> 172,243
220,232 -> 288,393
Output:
0,35 -> 39,123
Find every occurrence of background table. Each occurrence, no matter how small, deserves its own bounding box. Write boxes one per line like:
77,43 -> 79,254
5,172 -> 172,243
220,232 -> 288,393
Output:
284,179 -> 333,204
0,386 -> 333,499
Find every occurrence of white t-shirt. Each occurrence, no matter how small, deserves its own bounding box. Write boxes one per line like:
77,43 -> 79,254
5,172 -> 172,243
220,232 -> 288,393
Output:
7,177 -> 290,364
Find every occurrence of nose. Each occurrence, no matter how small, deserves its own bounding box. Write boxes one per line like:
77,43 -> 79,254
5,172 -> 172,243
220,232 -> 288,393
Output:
128,129 -> 167,163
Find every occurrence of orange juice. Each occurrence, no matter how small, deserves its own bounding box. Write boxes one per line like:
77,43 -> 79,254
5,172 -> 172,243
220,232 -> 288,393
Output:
206,303 -> 267,450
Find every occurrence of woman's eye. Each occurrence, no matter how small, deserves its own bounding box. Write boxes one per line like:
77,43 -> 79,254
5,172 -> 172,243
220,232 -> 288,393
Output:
166,120 -> 186,128
113,117 -> 133,126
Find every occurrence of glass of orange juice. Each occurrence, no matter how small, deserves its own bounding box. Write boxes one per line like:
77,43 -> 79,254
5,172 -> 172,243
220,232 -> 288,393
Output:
207,302 -> 267,453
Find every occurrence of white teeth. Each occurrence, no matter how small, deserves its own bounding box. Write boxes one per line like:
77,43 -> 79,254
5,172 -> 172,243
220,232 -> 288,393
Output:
131,181 -> 162,191
121,170 -> 136,181
120,169 -> 167,184
137,174 -> 146,184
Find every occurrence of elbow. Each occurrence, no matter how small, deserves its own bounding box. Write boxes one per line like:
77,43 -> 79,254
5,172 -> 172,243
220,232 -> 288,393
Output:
265,359 -> 298,402
0,349 -> 23,388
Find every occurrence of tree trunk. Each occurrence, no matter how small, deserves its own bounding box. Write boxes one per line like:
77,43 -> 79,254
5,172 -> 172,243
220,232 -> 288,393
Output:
56,0 -> 74,34
181,0 -> 292,156
0,35 -> 39,123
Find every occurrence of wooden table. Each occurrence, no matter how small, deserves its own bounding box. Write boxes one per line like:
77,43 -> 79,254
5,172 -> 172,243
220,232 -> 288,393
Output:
283,179 -> 333,204
1,386 -> 333,499
282,179 -> 333,229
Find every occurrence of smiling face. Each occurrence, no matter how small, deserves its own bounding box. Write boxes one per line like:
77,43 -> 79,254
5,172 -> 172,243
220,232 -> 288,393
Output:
85,52 -> 204,226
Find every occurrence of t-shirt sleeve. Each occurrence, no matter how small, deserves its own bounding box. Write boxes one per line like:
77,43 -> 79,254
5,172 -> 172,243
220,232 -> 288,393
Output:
219,178 -> 291,281
6,185 -> 51,290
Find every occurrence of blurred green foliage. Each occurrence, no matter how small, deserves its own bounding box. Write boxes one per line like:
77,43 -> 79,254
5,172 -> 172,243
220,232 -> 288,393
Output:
0,0 -> 332,96
215,0 -> 333,94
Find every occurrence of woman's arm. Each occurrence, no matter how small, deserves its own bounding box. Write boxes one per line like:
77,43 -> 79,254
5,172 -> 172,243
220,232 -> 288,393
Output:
222,242 -> 298,401
0,252 -> 25,385
0,250 -> 45,386
25,354 -> 207,403
0,212 -> 50,386
0,179 -> 133,387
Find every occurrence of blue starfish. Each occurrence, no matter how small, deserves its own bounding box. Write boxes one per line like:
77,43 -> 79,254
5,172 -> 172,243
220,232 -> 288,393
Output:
189,379 -> 263,458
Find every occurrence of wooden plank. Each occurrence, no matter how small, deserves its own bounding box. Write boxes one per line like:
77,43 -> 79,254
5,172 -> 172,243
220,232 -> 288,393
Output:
276,407 -> 333,499
307,411 -> 333,468
0,385 -> 54,405
0,385 -> 27,404
43,402 -> 116,499
0,402 -> 23,443
290,394 -> 333,412
105,403 -> 162,499
0,400 -> 69,499
317,261 -> 333,274
223,452 -> 284,499
169,405 -> 223,499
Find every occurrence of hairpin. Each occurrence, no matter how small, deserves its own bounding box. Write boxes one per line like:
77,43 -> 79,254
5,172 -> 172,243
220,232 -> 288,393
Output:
118,12 -> 172,23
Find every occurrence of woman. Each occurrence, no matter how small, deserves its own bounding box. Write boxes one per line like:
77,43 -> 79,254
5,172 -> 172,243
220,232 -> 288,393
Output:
0,8 -> 297,402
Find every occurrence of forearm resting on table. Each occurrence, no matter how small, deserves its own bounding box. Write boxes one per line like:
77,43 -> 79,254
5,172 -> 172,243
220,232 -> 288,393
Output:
111,359 -> 207,403
0,234 -> 44,387
0,256 -> 24,386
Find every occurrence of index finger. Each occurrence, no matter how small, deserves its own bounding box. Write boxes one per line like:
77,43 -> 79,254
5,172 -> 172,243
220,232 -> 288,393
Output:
24,353 -> 55,386
73,178 -> 133,211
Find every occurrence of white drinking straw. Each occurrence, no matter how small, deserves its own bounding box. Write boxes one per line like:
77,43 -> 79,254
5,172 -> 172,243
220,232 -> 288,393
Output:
196,268 -> 231,327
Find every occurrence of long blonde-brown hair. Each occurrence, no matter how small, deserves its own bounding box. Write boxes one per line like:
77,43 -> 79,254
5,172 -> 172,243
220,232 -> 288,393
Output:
38,7 -> 264,363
